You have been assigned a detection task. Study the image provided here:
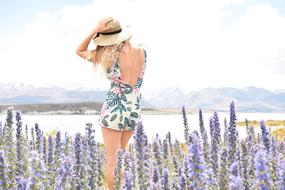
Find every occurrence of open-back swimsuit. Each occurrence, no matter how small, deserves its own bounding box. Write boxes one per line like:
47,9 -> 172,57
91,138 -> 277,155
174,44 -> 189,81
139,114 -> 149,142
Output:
98,49 -> 147,131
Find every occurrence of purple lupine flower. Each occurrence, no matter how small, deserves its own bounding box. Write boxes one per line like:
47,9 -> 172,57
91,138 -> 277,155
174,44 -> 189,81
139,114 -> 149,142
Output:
240,141 -> 250,190
228,101 -> 238,165
260,120 -> 271,153
42,136 -> 47,164
30,127 -> 35,151
269,136 -> 279,188
4,107 -> 17,188
172,178 -> 179,190
123,152 -> 134,190
0,121 -> 2,137
210,115 -> 219,174
123,169 -> 133,190
47,135 -> 56,188
0,149 -> 7,189
163,139 -> 169,160
174,139 -> 183,165
245,124 -> 256,189
152,134 -> 163,174
16,111 -> 24,171
209,117 -> 214,139
278,140 -> 285,157
166,131 -> 173,155
199,109 -> 210,164
25,124 -> 28,143
96,142 -> 105,188
114,149 -> 124,189
55,155 -> 72,190
223,118 -> 228,147
0,122 -> 3,149
255,149 -> 271,190
55,131 -> 62,155
15,111 -> 28,189
35,123 -> 43,154
229,161 -> 243,190
178,167 -> 186,190
278,159 -> 285,190
161,168 -> 170,190
134,121 -> 150,189
187,131 -> 206,190
152,164 -> 160,184
182,105 -> 189,143
172,155 -> 178,174
47,136 -> 54,167
204,164 -> 217,190
218,148 -> 229,190
213,112 -> 221,146
28,150 -> 46,190
74,133 -> 84,189
84,122 -> 99,189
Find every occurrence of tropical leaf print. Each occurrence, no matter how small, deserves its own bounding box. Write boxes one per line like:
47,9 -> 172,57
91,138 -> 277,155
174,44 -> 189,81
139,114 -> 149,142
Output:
106,92 -> 121,107
134,78 -> 143,88
135,96 -> 140,110
111,103 -> 126,114
100,51 -> 146,131
118,123 -> 124,129
124,117 -> 129,126
129,119 -> 136,129
121,94 -> 127,102
102,118 -> 108,126
110,114 -> 117,121
130,112 -> 139,118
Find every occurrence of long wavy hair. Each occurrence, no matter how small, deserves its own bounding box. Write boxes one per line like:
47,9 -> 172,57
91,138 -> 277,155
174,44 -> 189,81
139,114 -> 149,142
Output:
93,41 -> 126,75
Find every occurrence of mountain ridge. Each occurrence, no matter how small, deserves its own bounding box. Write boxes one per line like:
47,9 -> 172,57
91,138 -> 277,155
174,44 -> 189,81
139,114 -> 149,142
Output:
1,82 -> 285,112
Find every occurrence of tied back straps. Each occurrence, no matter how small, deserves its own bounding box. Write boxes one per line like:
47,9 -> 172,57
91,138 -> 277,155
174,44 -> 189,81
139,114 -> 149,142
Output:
93,28 -> 122,39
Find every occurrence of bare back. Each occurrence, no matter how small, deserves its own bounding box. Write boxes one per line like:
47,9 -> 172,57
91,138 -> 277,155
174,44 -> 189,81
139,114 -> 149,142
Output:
118,45 -> 145,87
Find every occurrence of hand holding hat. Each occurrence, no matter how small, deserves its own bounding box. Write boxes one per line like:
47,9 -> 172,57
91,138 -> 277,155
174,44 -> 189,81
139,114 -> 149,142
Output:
93,17 -> 114,33
92,18 -> 132,46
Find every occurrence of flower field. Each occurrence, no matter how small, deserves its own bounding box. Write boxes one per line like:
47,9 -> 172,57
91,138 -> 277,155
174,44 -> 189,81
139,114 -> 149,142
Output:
0,101 -> 285,189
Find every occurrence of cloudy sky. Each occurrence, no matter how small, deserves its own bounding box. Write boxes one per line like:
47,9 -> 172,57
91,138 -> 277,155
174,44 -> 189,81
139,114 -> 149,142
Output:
0,0 -> 285,93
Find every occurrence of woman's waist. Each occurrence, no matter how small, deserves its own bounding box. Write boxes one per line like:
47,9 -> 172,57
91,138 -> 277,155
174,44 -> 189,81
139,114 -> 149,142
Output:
109,81 -> 141,93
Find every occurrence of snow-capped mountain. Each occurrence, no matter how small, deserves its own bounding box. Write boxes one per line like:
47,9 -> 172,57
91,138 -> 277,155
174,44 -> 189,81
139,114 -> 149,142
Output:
1,83 -> 285,112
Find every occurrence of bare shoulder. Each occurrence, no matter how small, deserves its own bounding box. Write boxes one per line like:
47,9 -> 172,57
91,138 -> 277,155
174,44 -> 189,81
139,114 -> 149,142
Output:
132,45 -> 145,61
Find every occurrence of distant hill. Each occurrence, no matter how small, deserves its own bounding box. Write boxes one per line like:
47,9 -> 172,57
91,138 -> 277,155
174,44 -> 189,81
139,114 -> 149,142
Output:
1,83 -> 285,112
146,86 -> 285,112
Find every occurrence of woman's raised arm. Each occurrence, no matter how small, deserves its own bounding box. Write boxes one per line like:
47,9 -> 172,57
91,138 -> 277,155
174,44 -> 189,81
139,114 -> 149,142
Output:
76,17 -> 113,62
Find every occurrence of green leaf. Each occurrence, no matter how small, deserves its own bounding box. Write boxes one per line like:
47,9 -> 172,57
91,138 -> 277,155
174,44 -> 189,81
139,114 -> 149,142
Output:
126,101 -> 132,104
110,114 -> 117,121
102,119 -> 108,126
127,107 -> 132,111
129,120 -> 136,128
118,123 -> 124,129
120,115 -> 123,122
124,117 -> 129,126
103,114 -> 109,119
121,94 -> 127,102
130,112 -> 139,118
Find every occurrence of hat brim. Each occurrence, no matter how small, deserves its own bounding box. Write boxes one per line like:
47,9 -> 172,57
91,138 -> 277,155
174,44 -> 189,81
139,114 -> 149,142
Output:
93,27 -> 132,46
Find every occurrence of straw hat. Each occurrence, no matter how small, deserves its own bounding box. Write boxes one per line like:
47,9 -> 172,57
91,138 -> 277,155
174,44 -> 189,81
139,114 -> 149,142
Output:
92,20 -> 132,46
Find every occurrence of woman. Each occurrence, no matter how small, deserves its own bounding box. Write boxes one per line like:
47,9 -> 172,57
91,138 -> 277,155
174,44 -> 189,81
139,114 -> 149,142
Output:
76,17 -> 147,189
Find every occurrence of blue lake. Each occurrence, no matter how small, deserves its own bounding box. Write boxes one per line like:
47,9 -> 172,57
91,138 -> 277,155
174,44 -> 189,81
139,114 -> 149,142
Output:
0,112 -> 284,143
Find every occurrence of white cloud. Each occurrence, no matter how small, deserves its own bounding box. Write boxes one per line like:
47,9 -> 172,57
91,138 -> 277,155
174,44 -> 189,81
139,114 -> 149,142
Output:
0,0 -> 285,93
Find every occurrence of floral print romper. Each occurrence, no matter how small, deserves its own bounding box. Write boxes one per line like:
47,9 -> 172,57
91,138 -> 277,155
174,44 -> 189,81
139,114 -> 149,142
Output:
98,49 -> 147,131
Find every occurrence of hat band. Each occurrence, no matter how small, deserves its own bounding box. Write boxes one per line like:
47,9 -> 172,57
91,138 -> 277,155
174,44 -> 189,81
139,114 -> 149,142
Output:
93,29 -> 122,40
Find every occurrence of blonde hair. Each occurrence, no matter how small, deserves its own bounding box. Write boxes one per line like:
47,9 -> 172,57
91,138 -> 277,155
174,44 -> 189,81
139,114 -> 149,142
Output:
93,41 -> 125,76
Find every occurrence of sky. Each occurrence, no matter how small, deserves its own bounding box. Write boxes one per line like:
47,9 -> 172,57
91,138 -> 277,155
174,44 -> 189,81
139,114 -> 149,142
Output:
0,0 -> 285,93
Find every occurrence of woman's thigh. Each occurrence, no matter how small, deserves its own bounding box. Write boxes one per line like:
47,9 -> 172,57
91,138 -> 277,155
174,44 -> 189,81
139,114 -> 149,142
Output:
101,127 -> 123,164
121,130 -> 134,149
